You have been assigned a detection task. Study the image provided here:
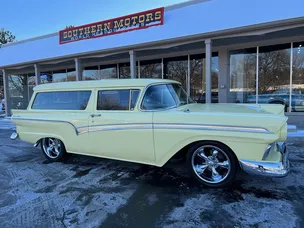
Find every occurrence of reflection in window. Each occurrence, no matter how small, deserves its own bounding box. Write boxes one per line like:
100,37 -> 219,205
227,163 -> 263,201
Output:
119,62 -> 139,78
27,74 -> 35,99
32,91 -> 91,110
83,66 -> 99,80
40,72 -> 53,84
53,69 -> 67,83
67,69 -> 76,81
230,48 -> 257,103
190,54 -> 218,103
140,59 -> 162,78
100,65 -> 117,79
164,56 -> 188,89
258,44 -> 291,111
292,42 -> 304,112
119,63 -> 131,78
8,73 -> 35,110
97,90 -> 130,110
0,75 -> 3,101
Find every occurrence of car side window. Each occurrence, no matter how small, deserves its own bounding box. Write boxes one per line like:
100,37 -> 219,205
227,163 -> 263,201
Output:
97,89 -> 140,111
141,84 -> 176,110
32,91 -> 91,110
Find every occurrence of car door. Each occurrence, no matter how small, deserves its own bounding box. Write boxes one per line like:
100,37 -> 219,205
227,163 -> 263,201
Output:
88,88 -> 155,164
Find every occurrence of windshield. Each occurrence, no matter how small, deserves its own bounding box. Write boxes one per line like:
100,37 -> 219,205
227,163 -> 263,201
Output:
167,83 -> 194,106
141,83 -> 194,111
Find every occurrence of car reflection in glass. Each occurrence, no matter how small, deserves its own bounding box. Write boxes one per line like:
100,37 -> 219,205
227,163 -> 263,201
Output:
247,88 -> 304,112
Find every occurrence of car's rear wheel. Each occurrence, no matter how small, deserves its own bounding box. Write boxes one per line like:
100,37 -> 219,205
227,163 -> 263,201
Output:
41,138 -> 66,162
186,141 -> 238,188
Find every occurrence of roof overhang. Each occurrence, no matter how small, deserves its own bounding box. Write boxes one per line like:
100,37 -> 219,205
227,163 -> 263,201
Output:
1,0 -> 303,68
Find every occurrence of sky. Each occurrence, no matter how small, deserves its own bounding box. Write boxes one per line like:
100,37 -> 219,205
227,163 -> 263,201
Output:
0,0 -> 186,41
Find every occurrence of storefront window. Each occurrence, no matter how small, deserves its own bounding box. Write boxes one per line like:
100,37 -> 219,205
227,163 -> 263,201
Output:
119,62 -> 139,78
229,48 -> 257,103
100,64 -> 117,79
292,42 -> 304,112
8,73 -> 34,111
53,69 -> 67,83
258,44 -> 291,111
164,56 -> 188,90
190,54 -> 218,103
119,63 -> 131,78
140,59 -> 162,78
40,72 -> 52,84
67,68 -> 76,81
83,66 -> 99,80
0,75 -> 4,102
27,73 -> 35,99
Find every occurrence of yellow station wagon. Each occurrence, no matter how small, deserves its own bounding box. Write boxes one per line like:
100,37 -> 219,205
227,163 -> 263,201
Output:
10,79 -> 290,187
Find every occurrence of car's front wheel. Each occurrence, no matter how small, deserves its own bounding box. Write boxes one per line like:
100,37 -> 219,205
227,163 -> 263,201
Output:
41,138 -> 66,162
186,141 -> 238,188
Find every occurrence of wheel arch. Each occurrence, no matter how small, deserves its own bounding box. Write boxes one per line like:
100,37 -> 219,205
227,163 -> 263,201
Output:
34,134 -> 66,148
158,139 -> 238,167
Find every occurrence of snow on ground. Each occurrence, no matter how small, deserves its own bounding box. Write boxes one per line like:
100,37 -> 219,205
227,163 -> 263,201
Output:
0,124 -> 303,227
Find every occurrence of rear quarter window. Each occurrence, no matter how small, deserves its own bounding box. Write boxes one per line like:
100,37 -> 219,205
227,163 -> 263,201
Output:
31,91 -> 92,110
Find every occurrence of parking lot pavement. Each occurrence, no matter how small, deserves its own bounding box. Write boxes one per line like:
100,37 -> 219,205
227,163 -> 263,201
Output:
0,129 -> 303,228
0,118 -> 15,130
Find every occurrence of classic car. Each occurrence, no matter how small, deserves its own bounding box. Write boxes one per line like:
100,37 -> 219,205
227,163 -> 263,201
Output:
10,79 -> 290,188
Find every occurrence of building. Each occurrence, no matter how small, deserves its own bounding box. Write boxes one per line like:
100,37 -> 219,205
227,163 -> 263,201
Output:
0,0 -> 304,118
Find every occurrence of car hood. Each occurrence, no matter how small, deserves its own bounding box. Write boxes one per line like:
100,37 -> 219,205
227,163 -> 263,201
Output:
180,103 -> 281,115
172,103 -> 288,136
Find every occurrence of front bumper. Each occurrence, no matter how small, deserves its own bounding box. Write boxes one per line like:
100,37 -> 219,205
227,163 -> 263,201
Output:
239,142 -> 289,177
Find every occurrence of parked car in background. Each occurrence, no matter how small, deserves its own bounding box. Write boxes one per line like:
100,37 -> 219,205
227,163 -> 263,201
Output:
10,79 -> 289,188
247,88 -> 304,112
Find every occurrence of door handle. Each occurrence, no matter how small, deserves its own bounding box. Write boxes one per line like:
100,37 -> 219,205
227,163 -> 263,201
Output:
90,114 -> 101,118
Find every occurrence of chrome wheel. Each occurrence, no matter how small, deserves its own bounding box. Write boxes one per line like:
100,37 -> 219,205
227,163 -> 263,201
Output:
191,145 -> 231,184
42,138 -> 62,159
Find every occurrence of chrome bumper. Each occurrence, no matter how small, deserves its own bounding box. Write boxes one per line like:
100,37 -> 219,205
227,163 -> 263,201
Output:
239,142 -> 289,177
10,132 -> 18,140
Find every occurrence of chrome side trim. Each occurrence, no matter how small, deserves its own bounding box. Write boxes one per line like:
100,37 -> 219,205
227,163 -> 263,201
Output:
88,123 -> 153,133
153,123 -> 270,134
240,142 -> 289,177
10,117 -> 271,135
11,117 -> 79,135
77,127 -> 89,135
79,123 -> 270,134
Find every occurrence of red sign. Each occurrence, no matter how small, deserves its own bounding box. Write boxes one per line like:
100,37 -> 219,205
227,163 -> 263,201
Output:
59,7 -> 164,44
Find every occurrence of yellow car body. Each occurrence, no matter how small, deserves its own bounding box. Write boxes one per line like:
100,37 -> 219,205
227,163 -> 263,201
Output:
10,79 -> 289,182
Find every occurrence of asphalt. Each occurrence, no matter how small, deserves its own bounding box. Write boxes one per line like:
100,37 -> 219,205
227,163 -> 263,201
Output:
0,129 -> 304,228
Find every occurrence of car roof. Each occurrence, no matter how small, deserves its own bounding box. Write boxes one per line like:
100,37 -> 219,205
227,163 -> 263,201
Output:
33,79 -> 180,91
